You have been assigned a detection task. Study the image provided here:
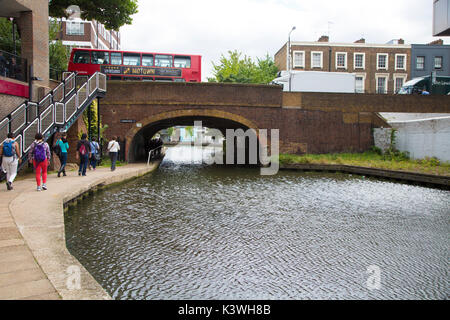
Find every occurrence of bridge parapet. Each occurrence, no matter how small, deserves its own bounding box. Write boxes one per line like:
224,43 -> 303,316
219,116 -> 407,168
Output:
105,81 -> 282,108
283,92 -> 450,113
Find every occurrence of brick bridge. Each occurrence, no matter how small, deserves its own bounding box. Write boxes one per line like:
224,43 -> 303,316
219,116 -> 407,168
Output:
100,81 -> 450,162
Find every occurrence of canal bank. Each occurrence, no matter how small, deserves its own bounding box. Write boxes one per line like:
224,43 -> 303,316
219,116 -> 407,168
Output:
279,163 -> 450,189
0,161 -> 162,300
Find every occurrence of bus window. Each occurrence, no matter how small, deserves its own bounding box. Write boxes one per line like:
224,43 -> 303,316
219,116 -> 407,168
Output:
110,52 -> 122,65
123,53 -> 141,66
142,54 -> 154,66
91,51 -> 109,64
155,55 -> 173,67
73,51 -> 90,64
174,56 -> 191,68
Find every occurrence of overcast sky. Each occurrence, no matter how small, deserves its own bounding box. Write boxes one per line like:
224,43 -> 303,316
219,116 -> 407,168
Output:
120,0 -> 447,81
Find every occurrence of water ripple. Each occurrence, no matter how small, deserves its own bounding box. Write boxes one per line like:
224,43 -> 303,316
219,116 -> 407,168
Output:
65,146 -> 450,300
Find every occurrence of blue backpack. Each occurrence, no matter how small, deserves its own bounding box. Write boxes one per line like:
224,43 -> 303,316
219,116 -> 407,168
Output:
2,140 -> 14,157
34,142 -> 46,163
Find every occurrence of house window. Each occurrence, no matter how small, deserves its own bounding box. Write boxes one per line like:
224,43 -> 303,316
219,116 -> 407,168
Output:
394,75 -> 407,93
336,52 -> 347,69
293,51 -> 305,68
354,53 -> 365,69
416,56 -> 425,70
434,56 -> 443,69
395,54 -> 406,70
355,75 -> 365,93
311,51 -> 323,68
66,21 -> 84,35
376,74 -> 388,94
377,53 -> 388,70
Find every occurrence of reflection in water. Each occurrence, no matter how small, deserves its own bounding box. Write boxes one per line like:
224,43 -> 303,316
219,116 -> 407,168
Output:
65,146 -> 450,300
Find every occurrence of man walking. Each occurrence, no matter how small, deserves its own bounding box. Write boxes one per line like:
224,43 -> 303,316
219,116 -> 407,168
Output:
107,136 -> 120,171
76,133 -> 91,176
0,133 -> 21,190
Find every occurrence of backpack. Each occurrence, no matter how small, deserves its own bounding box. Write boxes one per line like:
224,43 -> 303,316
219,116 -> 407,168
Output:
79,143 -> 87,156
90,141 -> 98,154
2,140 -> 14,157
34,142 -> 46,163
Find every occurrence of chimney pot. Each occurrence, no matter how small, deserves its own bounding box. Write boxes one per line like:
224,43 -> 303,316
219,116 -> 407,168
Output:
428,39 -> 443,45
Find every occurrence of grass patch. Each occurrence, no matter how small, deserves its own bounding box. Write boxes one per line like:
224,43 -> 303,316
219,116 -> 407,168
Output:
95,157 -> 125,168
279,151 -> 450,176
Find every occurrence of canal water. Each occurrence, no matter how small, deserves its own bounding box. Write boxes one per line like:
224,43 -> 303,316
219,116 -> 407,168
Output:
65,145 -> 449,300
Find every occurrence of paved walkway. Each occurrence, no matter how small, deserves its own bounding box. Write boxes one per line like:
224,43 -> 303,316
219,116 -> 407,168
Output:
0,162 -> 161,300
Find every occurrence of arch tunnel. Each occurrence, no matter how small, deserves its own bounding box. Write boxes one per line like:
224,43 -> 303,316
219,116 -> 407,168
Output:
127,114 -> 262,163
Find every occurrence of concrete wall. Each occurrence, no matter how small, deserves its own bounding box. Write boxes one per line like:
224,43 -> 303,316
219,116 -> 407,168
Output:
391,116 -> 450,161
373,128 -> 393,152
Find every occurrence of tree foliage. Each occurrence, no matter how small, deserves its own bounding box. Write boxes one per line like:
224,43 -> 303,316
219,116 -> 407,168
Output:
49,0 -> 138,31
49,19 -> 70,73
82,99 -> 108,140
208,50 -> 278,84
0,18 -> 21,54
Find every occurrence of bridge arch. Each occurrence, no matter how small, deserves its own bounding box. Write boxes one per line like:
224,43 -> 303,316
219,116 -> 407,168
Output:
125,109 -> 261,162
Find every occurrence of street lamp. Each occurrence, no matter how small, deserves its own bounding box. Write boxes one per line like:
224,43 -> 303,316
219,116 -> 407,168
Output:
288,26 -> 296,92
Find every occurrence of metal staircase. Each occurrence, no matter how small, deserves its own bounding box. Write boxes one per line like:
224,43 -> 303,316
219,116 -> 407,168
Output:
0,71 -> 107,179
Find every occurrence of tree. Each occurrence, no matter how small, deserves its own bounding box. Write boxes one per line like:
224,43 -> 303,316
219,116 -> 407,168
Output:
49,19 -> 70,75
82,99 -> 108,141
0,18 -> 21,54
49,0 -> 138,31
208,50 -> 278,84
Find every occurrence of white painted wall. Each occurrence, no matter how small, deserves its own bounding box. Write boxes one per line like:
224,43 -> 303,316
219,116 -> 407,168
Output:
389,116 -> 450,162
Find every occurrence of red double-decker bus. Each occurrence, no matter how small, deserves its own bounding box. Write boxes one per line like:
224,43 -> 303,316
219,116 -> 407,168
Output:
68,48 -> 201,82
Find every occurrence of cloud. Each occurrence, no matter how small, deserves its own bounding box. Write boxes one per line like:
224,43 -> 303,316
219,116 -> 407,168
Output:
121,0 -> 447,81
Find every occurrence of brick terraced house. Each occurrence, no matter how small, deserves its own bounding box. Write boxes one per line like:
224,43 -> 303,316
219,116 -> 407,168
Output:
274,36 -> 411,94
53,18 -> 121,51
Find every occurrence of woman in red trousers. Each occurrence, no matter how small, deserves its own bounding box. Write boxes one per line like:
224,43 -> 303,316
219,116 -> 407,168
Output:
29,133 -> 51,191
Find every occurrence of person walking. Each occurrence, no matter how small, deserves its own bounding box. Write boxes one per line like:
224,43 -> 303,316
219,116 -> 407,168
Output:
0,133 -> 21,190
29,133 -> 51,191
55,132 -> 69,177
107,136 -> 120,171
89,137 -> 100,170
76,133 -> 91,176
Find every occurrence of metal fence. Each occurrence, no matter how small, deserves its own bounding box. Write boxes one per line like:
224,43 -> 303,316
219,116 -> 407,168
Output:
0,49 -> 28,82
0,71 -> 106,158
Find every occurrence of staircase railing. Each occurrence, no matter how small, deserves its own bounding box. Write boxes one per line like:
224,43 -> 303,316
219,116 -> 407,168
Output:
0,71 -> 107,177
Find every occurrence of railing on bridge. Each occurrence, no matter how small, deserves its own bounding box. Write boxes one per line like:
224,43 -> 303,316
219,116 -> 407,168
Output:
147,146 -> 164,165
0,71 -> 107,178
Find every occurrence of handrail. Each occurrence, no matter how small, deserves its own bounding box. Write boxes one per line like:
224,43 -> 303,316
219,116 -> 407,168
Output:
0,71 -> 107,181
147,146 -> 163,165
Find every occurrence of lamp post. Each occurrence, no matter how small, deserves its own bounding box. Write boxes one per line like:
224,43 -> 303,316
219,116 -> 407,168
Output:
288,26 -> 296,92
